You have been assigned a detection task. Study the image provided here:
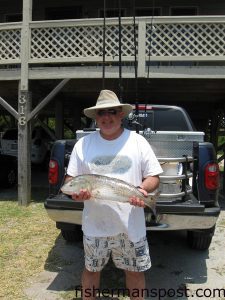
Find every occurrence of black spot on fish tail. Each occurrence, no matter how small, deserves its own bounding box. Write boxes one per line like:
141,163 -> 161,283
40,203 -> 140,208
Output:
145,191 -> 161,216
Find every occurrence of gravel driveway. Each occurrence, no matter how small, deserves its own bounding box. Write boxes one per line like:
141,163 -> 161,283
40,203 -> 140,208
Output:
24,193 -> 225,300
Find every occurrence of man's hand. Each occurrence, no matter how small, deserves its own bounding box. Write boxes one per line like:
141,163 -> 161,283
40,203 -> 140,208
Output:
129,188 -> 148,207
71,189 -> 91,201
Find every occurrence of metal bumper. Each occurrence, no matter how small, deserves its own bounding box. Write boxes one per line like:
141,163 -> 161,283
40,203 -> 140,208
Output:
147,208 -> 220,231
46,207 -> 219,231
45,194 -> 220,231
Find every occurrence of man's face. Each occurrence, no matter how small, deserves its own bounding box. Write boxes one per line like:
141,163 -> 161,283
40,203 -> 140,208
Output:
95,107 -> 124,138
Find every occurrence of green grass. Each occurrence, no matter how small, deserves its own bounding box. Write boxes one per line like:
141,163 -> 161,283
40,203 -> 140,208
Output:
0,200 -> 59,300
0,197 -> 128,300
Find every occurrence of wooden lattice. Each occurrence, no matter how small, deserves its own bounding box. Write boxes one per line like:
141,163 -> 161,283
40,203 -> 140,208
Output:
0,29 -> 21,60
218,110 -> 225,129
146,23 -> 225,58
31,24 -> 136,60
0,18 -> 225,64
221,117 -> 225,129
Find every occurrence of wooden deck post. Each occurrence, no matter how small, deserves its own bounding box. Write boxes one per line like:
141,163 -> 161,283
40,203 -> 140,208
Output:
18,0 -> 32,205
18,89 -> 31,205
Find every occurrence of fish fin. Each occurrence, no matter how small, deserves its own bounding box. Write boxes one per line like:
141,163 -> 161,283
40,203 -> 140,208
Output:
145,191 -> 161,216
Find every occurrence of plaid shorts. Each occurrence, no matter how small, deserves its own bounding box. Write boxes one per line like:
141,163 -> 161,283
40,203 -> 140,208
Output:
83,233 -> 151,272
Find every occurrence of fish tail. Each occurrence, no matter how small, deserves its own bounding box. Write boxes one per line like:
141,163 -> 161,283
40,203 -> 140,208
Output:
145,191 -> 161,215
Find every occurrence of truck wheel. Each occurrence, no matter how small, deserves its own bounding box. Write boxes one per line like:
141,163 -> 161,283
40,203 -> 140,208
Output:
61,226 -> 83,243
187,226 -> 215,250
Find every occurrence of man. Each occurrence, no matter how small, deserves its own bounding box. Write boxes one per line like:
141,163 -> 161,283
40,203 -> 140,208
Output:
65,90 -> 163,299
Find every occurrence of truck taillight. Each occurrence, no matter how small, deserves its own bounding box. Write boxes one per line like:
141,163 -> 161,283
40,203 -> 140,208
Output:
48,159 -> 59,185
204,163 -> 220,190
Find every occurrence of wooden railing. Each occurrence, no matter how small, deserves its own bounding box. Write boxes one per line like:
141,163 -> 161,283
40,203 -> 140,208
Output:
0,16 -> 225,69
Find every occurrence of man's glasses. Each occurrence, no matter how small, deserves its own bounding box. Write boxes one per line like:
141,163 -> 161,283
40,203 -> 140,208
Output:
96,108 -> 120,117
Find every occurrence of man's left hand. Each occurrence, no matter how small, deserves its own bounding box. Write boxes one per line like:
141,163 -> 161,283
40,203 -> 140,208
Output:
129,196 -> 146,207
129,188 -> 147,207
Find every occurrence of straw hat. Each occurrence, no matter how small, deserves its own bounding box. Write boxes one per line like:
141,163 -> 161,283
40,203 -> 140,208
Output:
83,90 -> 133,119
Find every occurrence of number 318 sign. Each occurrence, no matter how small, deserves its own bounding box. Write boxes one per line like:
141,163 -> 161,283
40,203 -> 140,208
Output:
18,91 -> 28,126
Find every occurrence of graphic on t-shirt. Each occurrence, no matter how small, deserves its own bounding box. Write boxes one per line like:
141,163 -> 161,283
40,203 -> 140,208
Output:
91,155 -> 132,174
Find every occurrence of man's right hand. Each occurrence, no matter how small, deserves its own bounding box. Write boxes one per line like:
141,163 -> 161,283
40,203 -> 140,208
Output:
71,189 -> 91,201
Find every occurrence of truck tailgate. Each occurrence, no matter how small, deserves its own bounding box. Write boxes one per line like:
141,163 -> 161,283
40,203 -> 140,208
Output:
45,193 -> 207,214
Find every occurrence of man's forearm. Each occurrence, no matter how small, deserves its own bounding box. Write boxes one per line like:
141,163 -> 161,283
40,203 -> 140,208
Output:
139,176 -> 160,193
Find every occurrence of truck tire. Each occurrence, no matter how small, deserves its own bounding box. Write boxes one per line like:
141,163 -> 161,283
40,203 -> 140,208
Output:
61,226 -> 83,243
187,226 -> 215,250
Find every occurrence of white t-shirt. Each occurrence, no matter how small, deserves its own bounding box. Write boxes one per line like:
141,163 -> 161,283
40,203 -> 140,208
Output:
67,129 -> 163,242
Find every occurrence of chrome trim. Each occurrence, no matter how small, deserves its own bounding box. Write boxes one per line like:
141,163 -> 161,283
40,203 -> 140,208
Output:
157,157 -> 194,162
147,214 -> 218,231
159,189 -> 192,198
46,209 -> 218,231
46,209 -> 83,225
160,172 -> 192,180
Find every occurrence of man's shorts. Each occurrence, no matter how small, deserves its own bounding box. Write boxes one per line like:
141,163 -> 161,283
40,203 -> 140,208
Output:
83,233 -> 151,272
